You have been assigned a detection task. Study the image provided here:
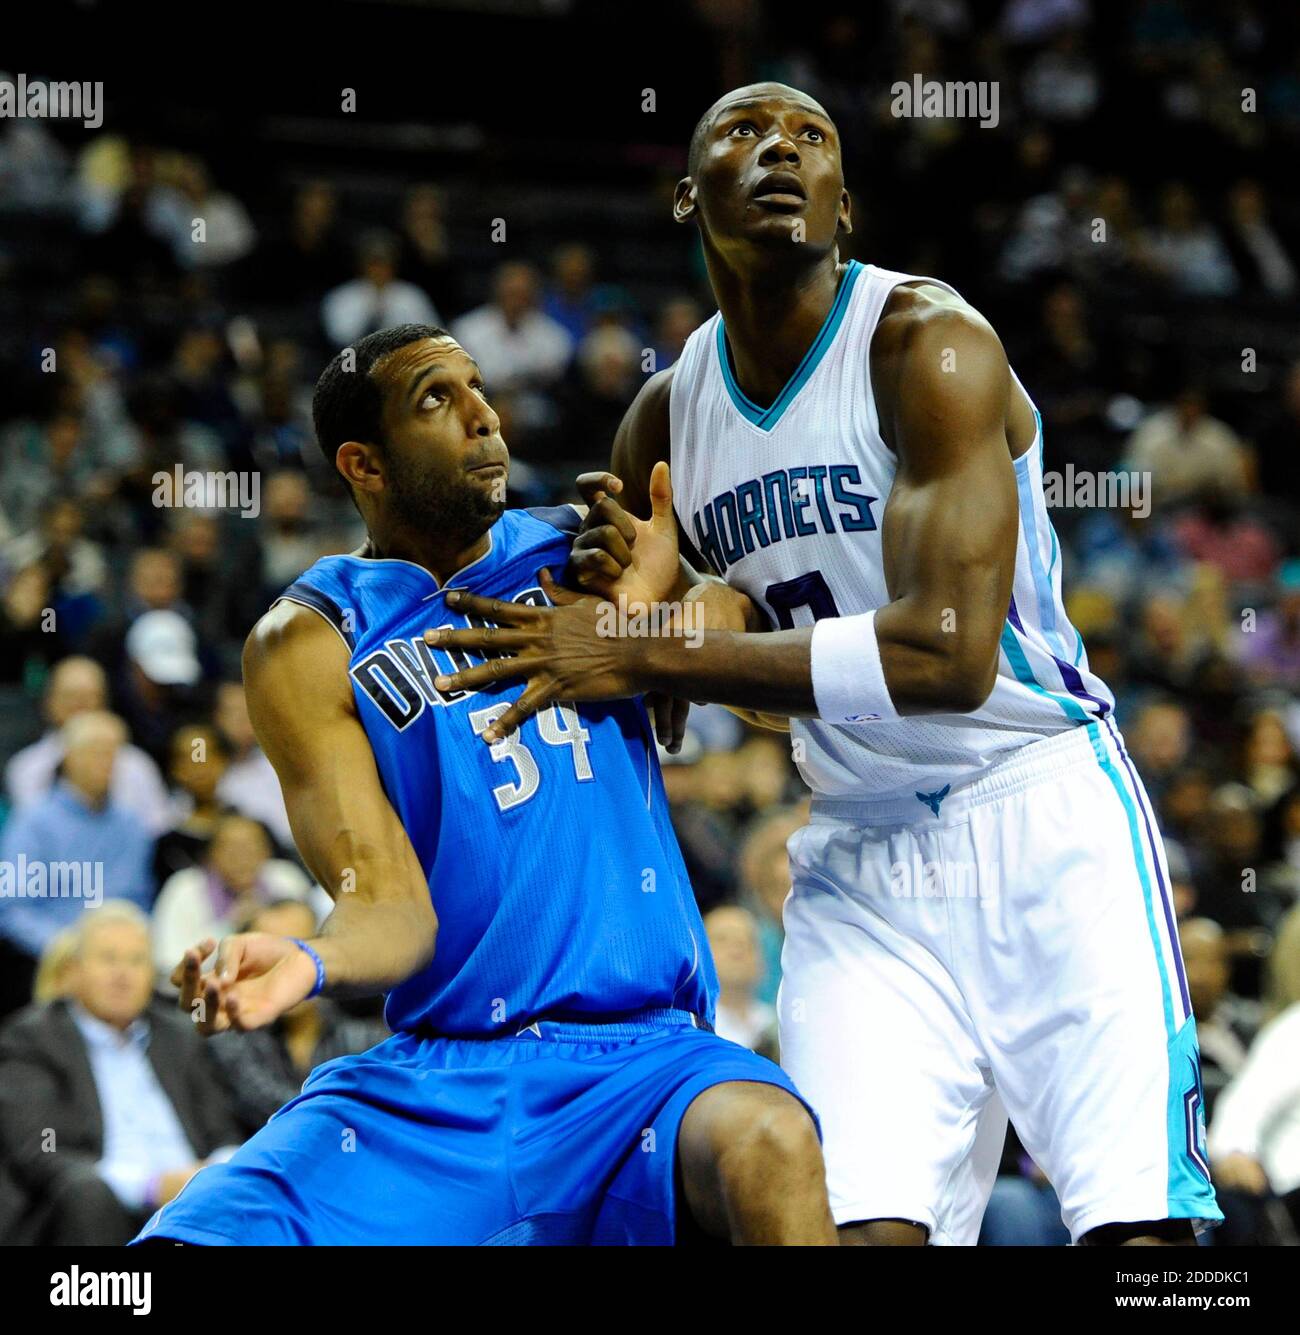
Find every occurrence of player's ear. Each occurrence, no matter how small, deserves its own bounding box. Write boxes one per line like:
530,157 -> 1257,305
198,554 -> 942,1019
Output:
838,187 -> 853,237
336,440 -> 384,494
673,177 -> 698,224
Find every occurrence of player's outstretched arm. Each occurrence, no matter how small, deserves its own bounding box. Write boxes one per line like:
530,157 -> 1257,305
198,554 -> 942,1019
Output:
174,603 -> 438,1034
422,301 -> 1017,736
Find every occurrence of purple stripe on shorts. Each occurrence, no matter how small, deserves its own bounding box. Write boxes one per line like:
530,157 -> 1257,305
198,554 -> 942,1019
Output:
1103,715 -> 1191,1020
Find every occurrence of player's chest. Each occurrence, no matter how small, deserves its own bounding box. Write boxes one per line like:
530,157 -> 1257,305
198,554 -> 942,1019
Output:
347,579 -> 548,733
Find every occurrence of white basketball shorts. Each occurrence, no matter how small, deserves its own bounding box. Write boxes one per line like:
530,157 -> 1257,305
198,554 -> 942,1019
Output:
777,718 -> 1222,1244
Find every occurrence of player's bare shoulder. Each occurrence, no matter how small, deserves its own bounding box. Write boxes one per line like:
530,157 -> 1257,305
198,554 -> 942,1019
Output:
870,281 -> 1016,452
874,283 -> 1006,391
242,599 -> 355,720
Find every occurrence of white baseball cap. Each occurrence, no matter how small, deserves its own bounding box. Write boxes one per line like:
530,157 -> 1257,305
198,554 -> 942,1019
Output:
126,609 -> 201,686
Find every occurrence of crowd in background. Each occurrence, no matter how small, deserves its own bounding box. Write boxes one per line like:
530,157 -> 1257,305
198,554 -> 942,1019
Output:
0,0 -> 1298,1245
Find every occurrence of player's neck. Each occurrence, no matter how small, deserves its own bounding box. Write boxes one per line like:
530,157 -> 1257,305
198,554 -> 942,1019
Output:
706,248 -> 847,408
361,518 -> 492,587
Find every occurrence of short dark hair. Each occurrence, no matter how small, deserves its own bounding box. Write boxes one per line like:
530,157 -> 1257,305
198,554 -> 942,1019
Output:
311,323 -> 450,478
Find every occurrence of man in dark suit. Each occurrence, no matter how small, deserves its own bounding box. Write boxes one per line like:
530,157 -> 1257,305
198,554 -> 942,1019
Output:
0,902 -> 242,1244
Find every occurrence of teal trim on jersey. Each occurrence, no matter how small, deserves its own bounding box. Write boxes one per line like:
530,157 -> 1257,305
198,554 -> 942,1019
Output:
1164,1015 -> 1222,1225
998,622 -> 1091,723
1082,721 -> 1176,1040
1015,410 -> 1071,662
716,260 -> 865,431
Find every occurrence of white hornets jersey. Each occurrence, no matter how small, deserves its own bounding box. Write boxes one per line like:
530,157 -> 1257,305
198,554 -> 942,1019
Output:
668,260 -> 1116,803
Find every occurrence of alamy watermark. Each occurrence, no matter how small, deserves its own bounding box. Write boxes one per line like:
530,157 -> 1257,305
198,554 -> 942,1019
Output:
152,466 -> 261,518
0,857 -> 103,907
0,75 -> 102,130
890,75 -> 999,129
1043,465 -> 1150,518
594,594 -> 704,649
890,855 -> 998,904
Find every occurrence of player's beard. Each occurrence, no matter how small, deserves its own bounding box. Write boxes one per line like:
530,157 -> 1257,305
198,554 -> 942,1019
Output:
385,450 -> 506,547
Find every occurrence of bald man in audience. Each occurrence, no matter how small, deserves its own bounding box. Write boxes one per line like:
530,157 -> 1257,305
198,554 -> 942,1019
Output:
0,712 -> 156,1018
0,903 -> 240,1244
4,656 -> 170,834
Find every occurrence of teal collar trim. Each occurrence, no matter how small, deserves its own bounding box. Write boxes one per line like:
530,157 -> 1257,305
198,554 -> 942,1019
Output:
715,260 -> 864,431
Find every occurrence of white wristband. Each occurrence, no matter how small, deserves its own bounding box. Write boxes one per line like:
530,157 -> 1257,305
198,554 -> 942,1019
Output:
810,610 -> 900,725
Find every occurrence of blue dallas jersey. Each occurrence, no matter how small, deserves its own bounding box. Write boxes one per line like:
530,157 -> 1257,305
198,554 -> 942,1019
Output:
278,505 -> 716,1037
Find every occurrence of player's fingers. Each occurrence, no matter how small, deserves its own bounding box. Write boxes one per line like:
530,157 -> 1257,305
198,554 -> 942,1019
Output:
479,681 -> 554,744
647,691 -> 673,749
214,935 -> 246,985
647,460 -> 675,533
566,547 -> 625,589
171,937 -> 216,993
575,471 -> 623,506
585,497 -> 638,546
199,976 -> 230,1035
433,655 -> 537,695
570,523 -> 633,570
444,590 -> 538,622
539,567 -> 582,606
423,625 -> 534,652
667,696 -> 690,754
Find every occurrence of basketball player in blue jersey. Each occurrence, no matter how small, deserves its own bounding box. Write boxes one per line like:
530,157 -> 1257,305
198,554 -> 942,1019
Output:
129,323 -> 835,1246
422,85 -> 1222,1246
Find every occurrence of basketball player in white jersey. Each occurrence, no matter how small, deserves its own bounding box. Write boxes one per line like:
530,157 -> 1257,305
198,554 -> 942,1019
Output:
421,83 -> 1222,1246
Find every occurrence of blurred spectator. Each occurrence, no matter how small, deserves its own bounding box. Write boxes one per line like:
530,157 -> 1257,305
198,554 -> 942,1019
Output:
1125,697 -> 1193,802
321,231 -> 441,348
738,804 -> 806,1005
552,325 -> 643,471
653,295 -> 704,370
1141,183 -> 1239,298
452,262 -> 573,427
1022,29 -> 1101,123
703,904 -> 778,1059
1183,918 -> 1259,1117
1172,499 -> 1280,586
86,547 -> 189,679
119,608 -> 205,766
1223,180 -> 1296,301
4,656 -> 170,835
1236,561 -> 1300,690
0,902 -> 241,1244
258,471 -> 323,592
153,722 -> 231,887
542,243 -> 599,344
1123,385 -> 1250,511
32,925 -> 78,1004
0,410 -> 118,538
0,712 -> 156,1019
397,185 -> 458,315
151,813 -> 313,981
1239,708 -> 1298,808
149,157 -> 257,271
213,680 -> 293,849
207,899 -> 388,1136
1209,1000 -> 1300,1236
247,181 -> 353,304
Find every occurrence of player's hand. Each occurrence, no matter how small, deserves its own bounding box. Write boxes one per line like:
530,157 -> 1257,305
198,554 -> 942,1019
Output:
173,932 -> 319,1035
422,570 -> 650,742
567,464 -> 692,753
567,462 -> 683,608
